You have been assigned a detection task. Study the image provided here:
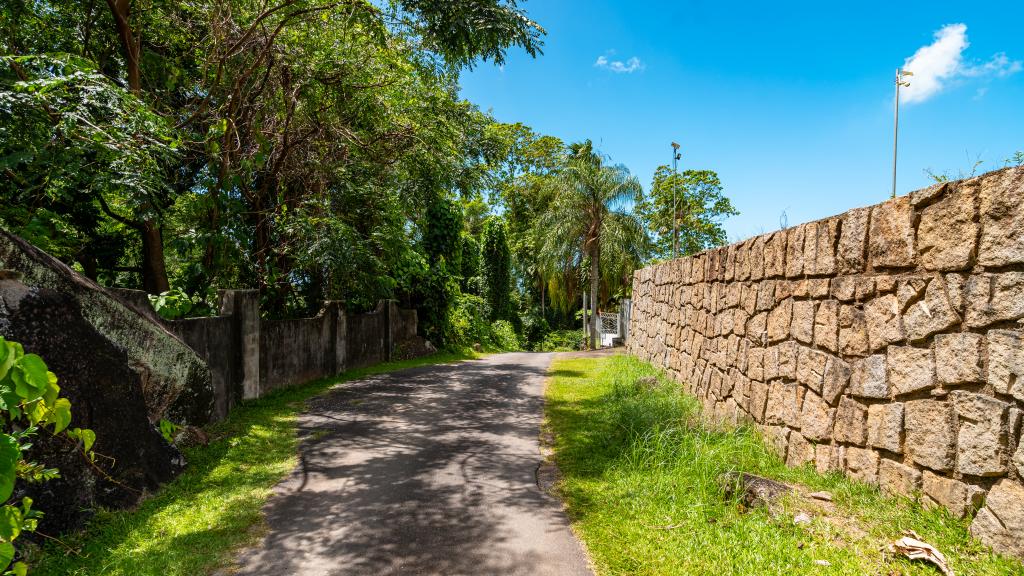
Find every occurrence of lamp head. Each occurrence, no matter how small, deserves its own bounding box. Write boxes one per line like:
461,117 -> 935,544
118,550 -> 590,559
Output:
671,142 -> 680,150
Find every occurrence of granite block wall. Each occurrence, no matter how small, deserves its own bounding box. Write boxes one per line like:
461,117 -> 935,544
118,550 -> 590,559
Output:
627,166 -> 1024,558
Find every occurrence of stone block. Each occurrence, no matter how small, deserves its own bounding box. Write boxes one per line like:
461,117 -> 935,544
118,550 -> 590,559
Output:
988,330 -> 1024,401
849,354 -> 888,399
748,380 -> 769,422
767,298 -> 793,343
813,300 -> 839,353
879,459 -> 922,496
952,391 -> 1009,477
838,207 -> 870,274
845,447 -> 880,484
905,400 -> 956,472
918,183 -> 978,271
791,300 -> 815,343
815,443 -> 843,474
765,381 -> 801,428
834,396 -> 868,445
902,278 -> 960,343
865,294 -> 904,351
965,273 -> 1024,328
756,280 -> 776,311
944,273 -> 967,316
832,276 -> 857,301
785,225 -> 806,278
796,346 -> 828,393
746,347 -> 764,382
787,432 -> 815,467
822,355 -> 851,405
1015,442 -> 1024,478
867,403 -> 904,453
970,479 -> 1024,559
935,333 -> 984,384
814,219 -> 839,275
888,346 -> 935,396
838,305 -> 869,357
869,196 -> 916,268
923,471 -> 986,518
764,232 -> 786,278
978,168 -> 1024,266
777,341 -> 798,380
800,391 -> 834,442
749,236 -> 765,281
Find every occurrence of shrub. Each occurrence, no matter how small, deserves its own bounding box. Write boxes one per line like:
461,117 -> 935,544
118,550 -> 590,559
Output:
536,329 -> 583,352
487,320 -> 522,351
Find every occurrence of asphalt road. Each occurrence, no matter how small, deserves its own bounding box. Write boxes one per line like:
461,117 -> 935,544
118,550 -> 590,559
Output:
230,352 -> 593,576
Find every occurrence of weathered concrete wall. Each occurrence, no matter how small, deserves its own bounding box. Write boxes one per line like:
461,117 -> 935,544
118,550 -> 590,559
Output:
627,166 -> 1024,559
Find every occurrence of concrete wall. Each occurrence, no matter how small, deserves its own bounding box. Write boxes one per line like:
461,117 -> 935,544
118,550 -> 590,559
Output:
129,294 -> 427,419
627,166 -> 1024,559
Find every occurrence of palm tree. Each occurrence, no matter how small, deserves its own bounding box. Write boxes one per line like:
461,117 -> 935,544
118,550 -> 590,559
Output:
537,141 -> 648,349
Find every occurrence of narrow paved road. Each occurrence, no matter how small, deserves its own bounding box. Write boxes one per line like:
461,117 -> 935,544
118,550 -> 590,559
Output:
231,352 -> 593,576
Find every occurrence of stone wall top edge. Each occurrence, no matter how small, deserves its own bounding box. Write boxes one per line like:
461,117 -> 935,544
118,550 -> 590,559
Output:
634,164 -> 1023,277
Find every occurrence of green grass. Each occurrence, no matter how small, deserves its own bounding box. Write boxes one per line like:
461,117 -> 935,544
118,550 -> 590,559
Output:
545,354 -> 1023,576
32,349 -> 483,576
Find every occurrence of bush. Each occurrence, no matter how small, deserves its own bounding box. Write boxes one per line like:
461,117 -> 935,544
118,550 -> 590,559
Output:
536,329 -> 583,352
487,320 -> 522,351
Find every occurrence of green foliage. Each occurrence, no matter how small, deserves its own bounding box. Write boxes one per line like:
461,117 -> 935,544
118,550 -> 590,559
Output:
459,233 -> 481,293
535,329 -> 583,352
637,166 -> 738,259
487,320 -> 522,351
0,338 -> 94,574
480,217 -> 512,320
149,290 -> 214,321
1007,151 -> 1024,167
158,420 -> 181,444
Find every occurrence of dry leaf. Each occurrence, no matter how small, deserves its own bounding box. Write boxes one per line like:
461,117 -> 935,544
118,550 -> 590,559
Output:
808,491 -> 833,502
891,536 -> 954,576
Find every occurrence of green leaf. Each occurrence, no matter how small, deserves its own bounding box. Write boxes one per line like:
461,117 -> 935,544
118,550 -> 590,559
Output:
51,398 -> 72,433
0,435 -> 20,503
0,342 -> 14,383
69,428 -> 96,452
42,374 -> 59,406
0,542 -> 12,572
12,355 -> 48,401
0,506 -> 21,540
9,561 -> 27,576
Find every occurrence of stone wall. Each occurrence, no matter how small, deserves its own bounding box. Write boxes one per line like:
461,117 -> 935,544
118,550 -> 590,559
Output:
627,166 -> 1024,559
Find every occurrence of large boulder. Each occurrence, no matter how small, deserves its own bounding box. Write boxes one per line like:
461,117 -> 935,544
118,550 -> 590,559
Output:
0,229 -> 214,533
0,230 -> 213,423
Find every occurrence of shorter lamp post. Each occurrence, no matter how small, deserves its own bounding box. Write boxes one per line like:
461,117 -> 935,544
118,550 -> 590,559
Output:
892,68 -> 913,198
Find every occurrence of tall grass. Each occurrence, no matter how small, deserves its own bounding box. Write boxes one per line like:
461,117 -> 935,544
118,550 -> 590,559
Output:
546,354 -> 1022,576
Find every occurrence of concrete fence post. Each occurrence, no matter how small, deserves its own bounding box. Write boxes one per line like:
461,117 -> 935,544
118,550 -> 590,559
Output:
219,289 -> 261,400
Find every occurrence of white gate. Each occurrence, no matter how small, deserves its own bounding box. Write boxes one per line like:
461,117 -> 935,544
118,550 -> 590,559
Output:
600,312 -> 620,347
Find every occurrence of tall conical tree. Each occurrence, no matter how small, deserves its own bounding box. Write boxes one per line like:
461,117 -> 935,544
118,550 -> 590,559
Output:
480,217 -> 512,320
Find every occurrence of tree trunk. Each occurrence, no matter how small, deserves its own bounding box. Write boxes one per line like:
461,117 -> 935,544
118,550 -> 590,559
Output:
140,220 -> 170,294
107,0 -> 170,294
589,247 -> 599,350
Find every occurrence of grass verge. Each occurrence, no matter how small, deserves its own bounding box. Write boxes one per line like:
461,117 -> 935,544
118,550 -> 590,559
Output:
545,353 -> 1022,576
33,349 -> 483,576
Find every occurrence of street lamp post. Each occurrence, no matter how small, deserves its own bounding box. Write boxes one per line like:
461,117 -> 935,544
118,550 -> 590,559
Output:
892,69 -> 912,198
671,142 -> 681,258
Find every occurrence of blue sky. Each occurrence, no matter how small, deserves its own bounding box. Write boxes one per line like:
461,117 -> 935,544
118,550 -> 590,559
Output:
458,1 -> 1024,241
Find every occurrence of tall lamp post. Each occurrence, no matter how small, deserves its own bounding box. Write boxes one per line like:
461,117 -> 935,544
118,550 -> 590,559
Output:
671,142 -> 681,258
892,69 -> 913,198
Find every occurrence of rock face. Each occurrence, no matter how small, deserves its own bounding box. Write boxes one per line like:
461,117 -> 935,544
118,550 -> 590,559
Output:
0,230 -> 214,424
0,229 -> 212,534
0,283 -> 185,534
627,166 -> 1024,561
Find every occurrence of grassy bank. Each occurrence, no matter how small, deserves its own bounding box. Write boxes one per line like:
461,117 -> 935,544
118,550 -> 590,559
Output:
545,354 -> 1021,576
33,350 -> 482,576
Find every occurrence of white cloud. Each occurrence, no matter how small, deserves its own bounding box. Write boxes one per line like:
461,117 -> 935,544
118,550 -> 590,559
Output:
901,23 -> 1021,104
594,53 -> 644,74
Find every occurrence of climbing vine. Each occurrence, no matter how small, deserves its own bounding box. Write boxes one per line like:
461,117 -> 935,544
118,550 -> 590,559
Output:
0,338 -> 93,574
